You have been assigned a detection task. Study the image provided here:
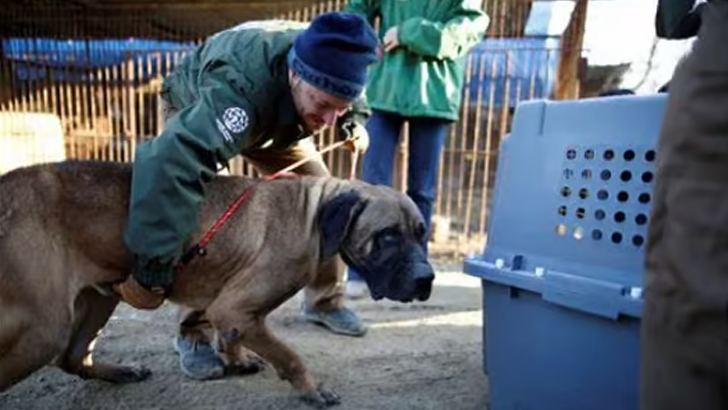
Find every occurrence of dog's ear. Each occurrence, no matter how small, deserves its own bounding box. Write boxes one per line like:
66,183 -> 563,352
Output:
318,190 -> 365,260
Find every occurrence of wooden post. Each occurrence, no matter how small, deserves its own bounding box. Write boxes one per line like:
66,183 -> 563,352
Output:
554,0 -> 588,100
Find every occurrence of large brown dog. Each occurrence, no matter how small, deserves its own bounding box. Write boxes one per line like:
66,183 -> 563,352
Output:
0,160 -> 434,407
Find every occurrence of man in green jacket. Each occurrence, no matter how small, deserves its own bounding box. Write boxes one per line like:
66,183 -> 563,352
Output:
342,0 -> 489,298
114,12 -> 379,380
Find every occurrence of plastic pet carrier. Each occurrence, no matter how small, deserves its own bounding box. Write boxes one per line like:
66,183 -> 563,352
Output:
463,93 -> 668,410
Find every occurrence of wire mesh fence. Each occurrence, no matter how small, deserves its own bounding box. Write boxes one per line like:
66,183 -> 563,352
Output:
0,0 -> 561,257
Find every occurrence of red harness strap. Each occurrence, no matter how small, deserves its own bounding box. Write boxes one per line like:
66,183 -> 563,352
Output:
175,140 -> 358,273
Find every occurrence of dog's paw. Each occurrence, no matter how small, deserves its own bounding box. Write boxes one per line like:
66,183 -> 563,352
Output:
106,364 -> 153,383
299,383 -> 341,408
77,363 -> 152,384
225,355 -> 266,376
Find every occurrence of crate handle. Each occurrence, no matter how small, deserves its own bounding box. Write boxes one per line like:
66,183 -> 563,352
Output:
541,271 -> 628,320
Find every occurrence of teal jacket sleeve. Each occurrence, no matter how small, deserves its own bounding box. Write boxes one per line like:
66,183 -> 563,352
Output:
344,0 -> 381,25
398,0 -> 489,60
123,69 -> 260,264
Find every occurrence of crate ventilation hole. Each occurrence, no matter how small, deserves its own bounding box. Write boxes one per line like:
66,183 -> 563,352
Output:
557,147 -> 655,248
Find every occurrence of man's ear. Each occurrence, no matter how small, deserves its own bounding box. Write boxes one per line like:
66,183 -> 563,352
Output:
289,70 -> 301,86
318,191 -> 365,260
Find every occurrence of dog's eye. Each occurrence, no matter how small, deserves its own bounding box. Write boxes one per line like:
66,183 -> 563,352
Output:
375,228 -> 401,250
381,229 -> 399,243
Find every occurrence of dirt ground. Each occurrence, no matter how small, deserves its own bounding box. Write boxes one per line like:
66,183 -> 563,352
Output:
0,263 -> 488,410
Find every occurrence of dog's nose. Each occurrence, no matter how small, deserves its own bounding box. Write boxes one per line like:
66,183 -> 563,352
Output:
413,263 -> 435,281
413,264 -> 434,301
415,276 -> 433,301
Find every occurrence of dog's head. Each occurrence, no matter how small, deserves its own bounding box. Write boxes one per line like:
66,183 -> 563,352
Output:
318,183 -> 434,303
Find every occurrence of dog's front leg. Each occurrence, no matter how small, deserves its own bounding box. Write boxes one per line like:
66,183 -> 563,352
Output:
212,314 -> 341,408
215,335 -> 266,376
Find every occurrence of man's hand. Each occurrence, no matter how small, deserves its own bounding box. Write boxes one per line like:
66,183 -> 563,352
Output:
383,26 -> 400,52
113,254 -> 175,310
113,275 -> 166,310
341,122 -> 370,153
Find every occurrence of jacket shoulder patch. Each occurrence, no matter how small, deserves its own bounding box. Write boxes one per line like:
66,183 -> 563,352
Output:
222,107 -> 249,134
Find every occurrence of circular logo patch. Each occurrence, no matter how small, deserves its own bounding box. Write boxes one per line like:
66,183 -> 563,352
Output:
222,107 -> 249,134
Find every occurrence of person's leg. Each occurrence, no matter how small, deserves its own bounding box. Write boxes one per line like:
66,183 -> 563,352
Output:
345,110 -> 404,297
174,307 -> 225,380
641,2 -> 728,409
154,95 -> 227,380
244,138 -> 366,336
404,117 -> 449,255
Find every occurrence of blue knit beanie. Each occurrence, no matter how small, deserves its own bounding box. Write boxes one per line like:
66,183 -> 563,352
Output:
288,12 -> 379,102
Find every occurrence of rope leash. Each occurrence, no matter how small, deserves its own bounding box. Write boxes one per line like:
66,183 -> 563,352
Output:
175,138 -> 359,273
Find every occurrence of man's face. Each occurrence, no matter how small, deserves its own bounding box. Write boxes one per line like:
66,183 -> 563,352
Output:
290,72 -> 352,133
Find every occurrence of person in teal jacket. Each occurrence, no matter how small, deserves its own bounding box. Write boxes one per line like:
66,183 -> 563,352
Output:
113,12 -> 379,380
343,0 -> 490,298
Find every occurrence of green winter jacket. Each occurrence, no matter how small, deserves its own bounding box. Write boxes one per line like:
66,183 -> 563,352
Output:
345,0 -> 490,121
124,20 -> 370,279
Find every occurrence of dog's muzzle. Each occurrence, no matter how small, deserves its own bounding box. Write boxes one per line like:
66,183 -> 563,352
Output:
342,240 -> 435,303
412,261 -> 434,301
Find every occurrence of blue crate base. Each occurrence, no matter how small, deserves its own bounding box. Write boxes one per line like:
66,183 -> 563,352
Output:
477,270 -> 640,410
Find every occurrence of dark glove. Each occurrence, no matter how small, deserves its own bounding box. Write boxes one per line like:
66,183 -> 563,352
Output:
130,254 -> 177,292
113,275 -> 166,310
113,254 -> 175,310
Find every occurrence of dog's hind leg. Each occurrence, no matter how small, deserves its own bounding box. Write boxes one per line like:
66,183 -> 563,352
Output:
55,287 -> 151,383
0,262 -> 72,391
0,313 -> 70,392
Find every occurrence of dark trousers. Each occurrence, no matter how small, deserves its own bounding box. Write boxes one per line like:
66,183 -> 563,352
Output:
641,1 -> 728,409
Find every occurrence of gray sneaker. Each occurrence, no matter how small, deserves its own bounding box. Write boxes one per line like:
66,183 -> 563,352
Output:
302,305 -> 367,337
173,336 -> 225,381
